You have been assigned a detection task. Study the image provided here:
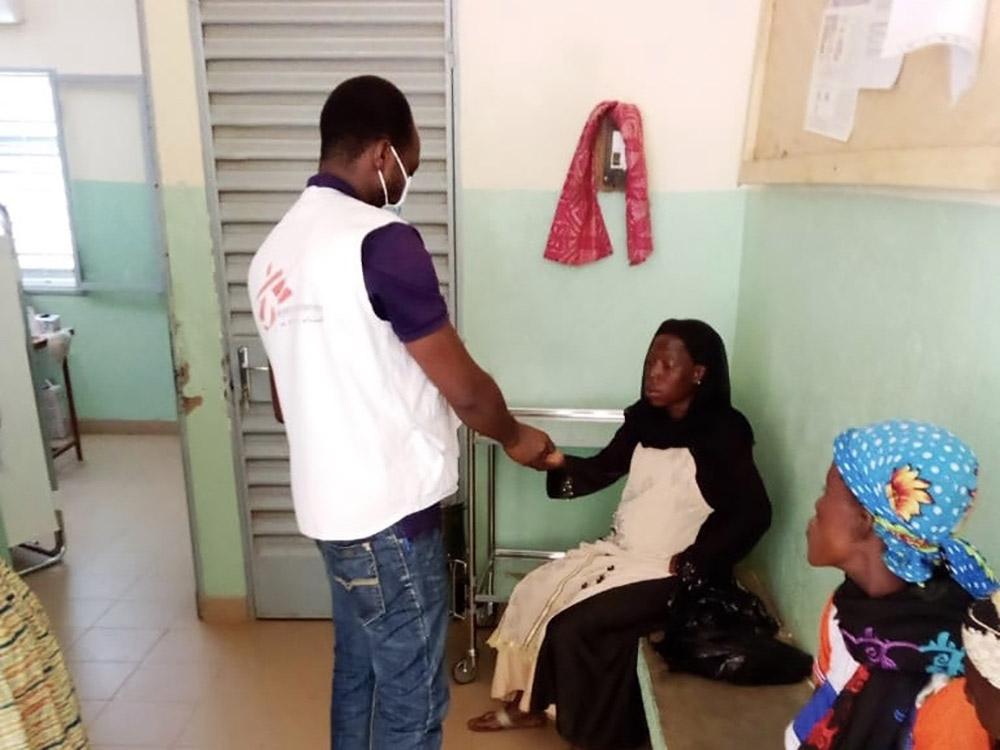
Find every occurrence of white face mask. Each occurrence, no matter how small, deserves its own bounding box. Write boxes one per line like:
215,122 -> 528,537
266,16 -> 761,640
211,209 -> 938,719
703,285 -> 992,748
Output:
378,145 -> 411,215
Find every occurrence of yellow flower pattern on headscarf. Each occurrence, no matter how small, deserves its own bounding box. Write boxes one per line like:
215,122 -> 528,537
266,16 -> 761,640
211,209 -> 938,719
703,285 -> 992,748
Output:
886,465 -> 932,521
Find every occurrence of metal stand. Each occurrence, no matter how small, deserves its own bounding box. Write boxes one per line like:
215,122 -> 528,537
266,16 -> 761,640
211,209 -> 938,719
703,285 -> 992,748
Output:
15,510 -> 67,575
451,408 -> 624,685
452,427 -> 479,684
58,356 -> 83,461
33,332 -> 83,461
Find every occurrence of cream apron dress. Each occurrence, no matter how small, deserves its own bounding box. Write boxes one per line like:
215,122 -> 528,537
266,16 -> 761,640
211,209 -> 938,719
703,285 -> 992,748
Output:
488,445 -> 712,710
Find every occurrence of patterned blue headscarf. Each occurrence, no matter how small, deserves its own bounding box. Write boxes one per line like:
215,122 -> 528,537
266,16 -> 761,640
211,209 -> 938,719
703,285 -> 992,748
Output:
833,419 -> 999,598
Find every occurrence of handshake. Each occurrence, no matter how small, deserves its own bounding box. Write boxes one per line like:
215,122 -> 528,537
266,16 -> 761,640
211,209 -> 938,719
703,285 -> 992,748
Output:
502,422 -> 565,471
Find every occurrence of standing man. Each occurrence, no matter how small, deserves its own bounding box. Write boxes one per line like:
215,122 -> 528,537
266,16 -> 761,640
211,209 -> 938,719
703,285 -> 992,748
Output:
248,76 -> 558,749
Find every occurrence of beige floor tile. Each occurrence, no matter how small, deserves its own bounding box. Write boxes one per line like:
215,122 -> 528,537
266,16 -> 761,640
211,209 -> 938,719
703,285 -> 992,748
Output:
266,695 -> 329,748
120,573 -> 194,604
259,661 -> 331,704
82,547 -> 154,569
250,618 -> 333,646
66,661 -> 136,701
142,624 -> 256,667
116,662 -> 220,703
69,627 -> 165,663
51,624 -> 88,651
43,597 -> 114,629
442,721 -> 563,750
95,596 -> 197,630
210,658 -> 272,700
58,567 -> 146,601
28,582 -> 68,615
87,699 -> 194,747
174,690 -> 281,750
78,699 -> 107,726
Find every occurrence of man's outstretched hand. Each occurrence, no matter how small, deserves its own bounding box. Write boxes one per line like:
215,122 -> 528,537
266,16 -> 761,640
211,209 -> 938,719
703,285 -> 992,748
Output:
503,423 -> 564,471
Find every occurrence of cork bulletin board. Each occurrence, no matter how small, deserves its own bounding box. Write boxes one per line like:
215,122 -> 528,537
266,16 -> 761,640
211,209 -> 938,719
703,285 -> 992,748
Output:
740,0 -> 1000,190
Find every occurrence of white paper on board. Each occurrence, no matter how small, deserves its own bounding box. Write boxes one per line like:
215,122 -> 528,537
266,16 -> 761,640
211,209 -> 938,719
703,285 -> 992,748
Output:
805,0 -> 901,142
860,0 -> 904,89
882,0 -> 990,102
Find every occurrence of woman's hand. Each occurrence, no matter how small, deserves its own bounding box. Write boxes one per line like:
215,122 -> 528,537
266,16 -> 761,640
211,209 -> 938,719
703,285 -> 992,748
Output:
546,449 -> 566,470
504,423 -> 563,470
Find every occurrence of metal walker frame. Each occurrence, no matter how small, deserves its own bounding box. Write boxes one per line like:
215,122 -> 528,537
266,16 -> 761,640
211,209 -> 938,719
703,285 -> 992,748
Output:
452,407 -> 624,684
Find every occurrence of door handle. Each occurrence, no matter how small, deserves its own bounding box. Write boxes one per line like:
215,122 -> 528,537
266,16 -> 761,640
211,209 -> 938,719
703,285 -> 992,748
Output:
237,346 -> 270,411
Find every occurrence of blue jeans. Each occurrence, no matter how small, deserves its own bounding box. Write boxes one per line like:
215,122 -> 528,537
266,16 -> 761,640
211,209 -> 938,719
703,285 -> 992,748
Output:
317,525 -> 449,750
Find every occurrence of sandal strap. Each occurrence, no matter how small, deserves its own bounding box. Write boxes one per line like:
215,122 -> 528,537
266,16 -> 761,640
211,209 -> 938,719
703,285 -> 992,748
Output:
494,707 -> 514,728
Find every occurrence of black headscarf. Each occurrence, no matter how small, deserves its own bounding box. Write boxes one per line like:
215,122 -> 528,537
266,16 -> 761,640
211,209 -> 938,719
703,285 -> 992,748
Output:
623,319 -> 751,450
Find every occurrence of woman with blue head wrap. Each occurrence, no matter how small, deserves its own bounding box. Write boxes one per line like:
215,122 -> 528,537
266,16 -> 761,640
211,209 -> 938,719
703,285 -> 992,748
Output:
788,420 -> 999,750
832,420 -> 995,597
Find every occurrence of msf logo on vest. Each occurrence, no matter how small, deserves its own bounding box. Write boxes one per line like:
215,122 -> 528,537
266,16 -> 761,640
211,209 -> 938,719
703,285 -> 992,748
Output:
256,264 -> 294,331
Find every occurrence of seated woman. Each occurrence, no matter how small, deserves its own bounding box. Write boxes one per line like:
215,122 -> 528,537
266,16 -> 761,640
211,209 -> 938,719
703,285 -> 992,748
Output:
788,420 -> 998,750
964,592 -> 1000,745
469,319 -> 772,750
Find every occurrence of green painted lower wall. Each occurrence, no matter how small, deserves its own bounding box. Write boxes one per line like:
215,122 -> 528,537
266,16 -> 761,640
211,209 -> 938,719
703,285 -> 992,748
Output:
460,190 -> 747,405
28,180 -> 176,422
160,185 -> 246,599
139,179 -> 1000,623
30,291 -> 176,421
733,188 -> 1000,653
460,189 -> 747,555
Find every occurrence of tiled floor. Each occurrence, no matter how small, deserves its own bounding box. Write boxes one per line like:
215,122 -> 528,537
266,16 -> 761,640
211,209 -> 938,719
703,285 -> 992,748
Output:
24,435 -> 565,749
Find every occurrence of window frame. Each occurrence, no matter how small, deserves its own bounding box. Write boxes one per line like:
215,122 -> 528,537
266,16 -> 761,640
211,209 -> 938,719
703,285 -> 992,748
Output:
0,67 -> 82,293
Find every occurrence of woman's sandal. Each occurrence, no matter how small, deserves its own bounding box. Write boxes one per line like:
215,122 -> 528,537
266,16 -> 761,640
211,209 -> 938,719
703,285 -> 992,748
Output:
467,706 -> 547,732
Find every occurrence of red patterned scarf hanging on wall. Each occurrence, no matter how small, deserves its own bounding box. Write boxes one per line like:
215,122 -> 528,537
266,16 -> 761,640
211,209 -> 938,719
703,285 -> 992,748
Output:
544,101 -> 653,266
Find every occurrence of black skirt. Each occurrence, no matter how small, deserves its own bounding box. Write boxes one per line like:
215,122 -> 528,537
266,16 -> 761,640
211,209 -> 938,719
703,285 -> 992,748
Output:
529,577 -> 679,750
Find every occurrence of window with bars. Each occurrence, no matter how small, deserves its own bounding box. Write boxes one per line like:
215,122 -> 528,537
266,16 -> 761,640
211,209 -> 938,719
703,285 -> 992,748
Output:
0,70 -> 79,290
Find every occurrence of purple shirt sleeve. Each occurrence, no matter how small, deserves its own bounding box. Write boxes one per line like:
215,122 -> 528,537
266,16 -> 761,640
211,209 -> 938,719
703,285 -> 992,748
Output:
361,222 -> 449,343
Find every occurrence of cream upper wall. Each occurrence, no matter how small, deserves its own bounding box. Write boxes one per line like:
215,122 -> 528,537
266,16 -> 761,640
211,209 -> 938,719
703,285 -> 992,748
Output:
455,0 -> 762,192
60,83 -> 149,183
139,0 -> 207,187
0,0 -> 142,75
0,0 -> 205,187
0,0 -> 151,184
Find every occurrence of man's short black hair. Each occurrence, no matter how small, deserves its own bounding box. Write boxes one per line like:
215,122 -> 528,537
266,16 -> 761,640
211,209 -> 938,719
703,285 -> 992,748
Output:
319,76 -> 415,161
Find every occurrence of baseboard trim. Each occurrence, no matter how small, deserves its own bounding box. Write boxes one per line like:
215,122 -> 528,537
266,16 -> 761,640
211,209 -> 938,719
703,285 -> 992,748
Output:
80,419 -> 179,435
197,595 -> 250,624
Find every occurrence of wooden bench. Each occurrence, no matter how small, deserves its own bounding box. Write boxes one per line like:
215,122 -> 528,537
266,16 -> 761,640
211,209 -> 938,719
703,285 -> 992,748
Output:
638,639 -> 813,750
